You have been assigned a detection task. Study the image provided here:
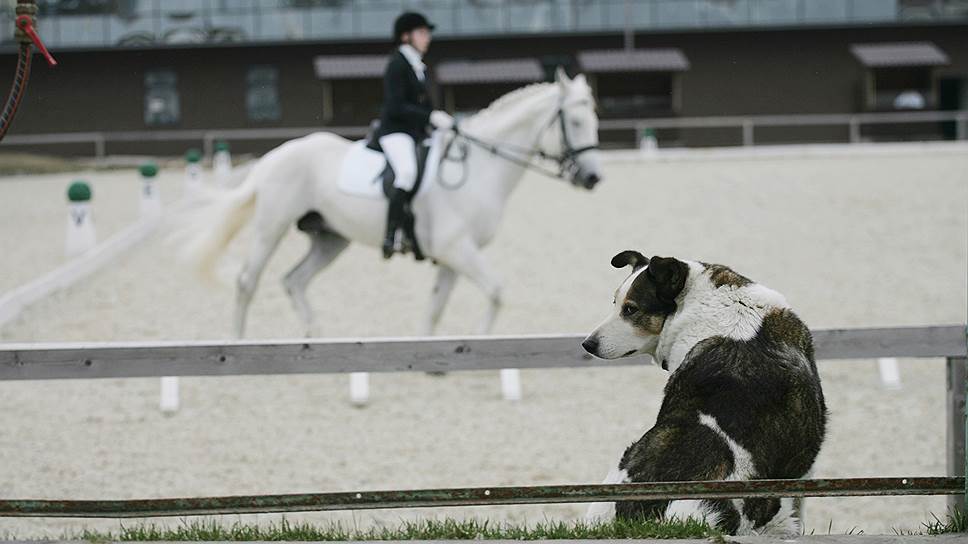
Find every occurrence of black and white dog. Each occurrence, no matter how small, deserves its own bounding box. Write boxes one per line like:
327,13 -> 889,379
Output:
582,251 -> 827,536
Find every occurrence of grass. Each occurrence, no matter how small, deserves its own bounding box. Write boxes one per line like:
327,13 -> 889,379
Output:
65,517 -> 713,541
918,509 -> 968,535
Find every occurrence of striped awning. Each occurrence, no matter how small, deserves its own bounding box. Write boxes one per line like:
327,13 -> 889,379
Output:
577,48 -> 690,73
314,55 -> 388,80
437,58 -> 545,85
849,42 -> 949,67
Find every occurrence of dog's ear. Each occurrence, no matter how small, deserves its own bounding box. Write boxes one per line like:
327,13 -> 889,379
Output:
647,256 -> 689,305
611,250 -> 648,270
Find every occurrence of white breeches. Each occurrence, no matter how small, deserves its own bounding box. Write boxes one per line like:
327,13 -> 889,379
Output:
379,133 -> 418,192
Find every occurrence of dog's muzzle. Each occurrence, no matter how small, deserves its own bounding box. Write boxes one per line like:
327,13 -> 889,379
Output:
581,336 -> 599,356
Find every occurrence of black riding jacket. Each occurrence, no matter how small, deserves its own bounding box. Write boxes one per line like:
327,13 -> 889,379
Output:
375,49 -> 435,142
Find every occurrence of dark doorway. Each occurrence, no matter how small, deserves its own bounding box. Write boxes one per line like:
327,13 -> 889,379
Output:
939,77 -> 963,140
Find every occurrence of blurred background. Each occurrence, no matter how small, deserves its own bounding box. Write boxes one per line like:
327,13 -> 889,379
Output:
0,0 -> 966,155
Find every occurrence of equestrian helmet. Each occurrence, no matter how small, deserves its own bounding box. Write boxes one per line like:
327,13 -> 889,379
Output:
393,12 -> 435,43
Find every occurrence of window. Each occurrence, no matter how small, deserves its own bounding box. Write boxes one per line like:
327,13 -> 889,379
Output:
144,69 -> 179,126
870,67 -> 935,111
596,73 -> 676,118
247,66 -> 282,122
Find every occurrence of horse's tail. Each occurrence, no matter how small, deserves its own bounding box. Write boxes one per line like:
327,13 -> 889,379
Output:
179,168 -> 260,282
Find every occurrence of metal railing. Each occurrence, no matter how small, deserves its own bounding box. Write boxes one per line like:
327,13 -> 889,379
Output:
2,110 -> 966,157
0,477 -> 960,518
0,125 -> 368,158
599,109 -> 968,147
0,324 -> 966,516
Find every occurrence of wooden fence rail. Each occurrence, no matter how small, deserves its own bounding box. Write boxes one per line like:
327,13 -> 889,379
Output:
0,325 -> 965,518
0,325 -> 963,381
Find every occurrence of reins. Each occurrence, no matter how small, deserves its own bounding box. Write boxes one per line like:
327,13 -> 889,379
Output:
439,101 -> 598,187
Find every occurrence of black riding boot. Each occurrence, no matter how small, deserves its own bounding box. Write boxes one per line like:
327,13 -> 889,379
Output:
383,188 -> 406,259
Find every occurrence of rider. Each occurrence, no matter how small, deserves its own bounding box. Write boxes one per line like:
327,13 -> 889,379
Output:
377,11 -> 454,260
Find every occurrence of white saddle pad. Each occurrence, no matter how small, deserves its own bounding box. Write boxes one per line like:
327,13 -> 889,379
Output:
338,141 -> 387,199
337,131 -> 448,200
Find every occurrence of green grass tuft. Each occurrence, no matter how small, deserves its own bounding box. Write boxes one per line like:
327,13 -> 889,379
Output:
64,516 -> 712,541
922,509 -> 968,535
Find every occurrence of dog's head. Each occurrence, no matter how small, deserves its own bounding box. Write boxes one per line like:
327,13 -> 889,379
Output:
581,251 -> 690,367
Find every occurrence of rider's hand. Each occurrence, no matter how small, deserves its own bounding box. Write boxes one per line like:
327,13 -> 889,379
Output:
430,110 -> 455,130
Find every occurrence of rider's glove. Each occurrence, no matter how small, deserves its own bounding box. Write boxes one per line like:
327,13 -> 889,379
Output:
430,110 -> 455,130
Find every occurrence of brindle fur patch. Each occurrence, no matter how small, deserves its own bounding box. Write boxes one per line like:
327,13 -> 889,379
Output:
630,312 -> 666,336
701,262 -> 752,288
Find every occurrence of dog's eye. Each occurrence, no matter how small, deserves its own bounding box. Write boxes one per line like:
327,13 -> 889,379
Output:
621,303 -> 638,317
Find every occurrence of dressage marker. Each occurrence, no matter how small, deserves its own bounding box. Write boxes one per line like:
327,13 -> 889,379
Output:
183,148 -> 203,196
65,180 -> 95,257
138,162 -> 161,219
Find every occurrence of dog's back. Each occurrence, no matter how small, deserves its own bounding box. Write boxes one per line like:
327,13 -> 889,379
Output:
583,254 -> 827,536
617,308 -> 826,534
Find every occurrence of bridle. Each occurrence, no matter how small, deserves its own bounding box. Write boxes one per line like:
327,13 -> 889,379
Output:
439,98 -> 599,187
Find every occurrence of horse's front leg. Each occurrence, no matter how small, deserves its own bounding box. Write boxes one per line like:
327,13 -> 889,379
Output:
438,237 -> 502,335
422,264 -> 458,336
438,238 -> 520,401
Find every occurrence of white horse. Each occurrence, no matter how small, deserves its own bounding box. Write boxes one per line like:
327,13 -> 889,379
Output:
181,69 -> 602,343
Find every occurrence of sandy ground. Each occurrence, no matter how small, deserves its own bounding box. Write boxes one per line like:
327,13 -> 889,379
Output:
0,168 -> 184,293
0,145 -> 965,537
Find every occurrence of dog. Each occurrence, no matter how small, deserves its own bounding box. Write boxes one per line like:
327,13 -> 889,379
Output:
581,251 -> 827,536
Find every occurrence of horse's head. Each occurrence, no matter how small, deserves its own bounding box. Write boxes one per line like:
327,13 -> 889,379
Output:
554,67 -> 602,190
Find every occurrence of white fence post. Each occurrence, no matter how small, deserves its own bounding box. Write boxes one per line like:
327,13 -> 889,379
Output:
213,141 -> 233,188
159,376 -> 180,414
849,118 -> 861,143
741,119 -> 754,146
349,372 -> 369,406
501,368 -> 522,401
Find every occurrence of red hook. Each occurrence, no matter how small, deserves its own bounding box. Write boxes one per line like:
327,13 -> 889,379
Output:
16,14 -> 56,67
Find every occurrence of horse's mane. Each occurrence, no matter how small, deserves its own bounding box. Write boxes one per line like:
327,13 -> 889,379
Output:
466,82 -> 556,124
464,78 -> 594,128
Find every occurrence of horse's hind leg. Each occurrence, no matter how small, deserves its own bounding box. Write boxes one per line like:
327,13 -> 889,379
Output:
234,222 -> 288,338
282,229 -> 349,337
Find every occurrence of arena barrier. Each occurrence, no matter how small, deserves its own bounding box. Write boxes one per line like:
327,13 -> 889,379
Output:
0,324 -> 965,517
2,110 -> 965,157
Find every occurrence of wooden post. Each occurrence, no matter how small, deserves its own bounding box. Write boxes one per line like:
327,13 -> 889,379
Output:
321,80 -> 334,123
742,120 -> 754,146
849,118 -> 861,143
445,87 -> 455,114
947,356 -> 966,513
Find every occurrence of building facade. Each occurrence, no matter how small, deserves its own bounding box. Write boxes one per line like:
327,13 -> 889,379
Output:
1,0 -> 967,154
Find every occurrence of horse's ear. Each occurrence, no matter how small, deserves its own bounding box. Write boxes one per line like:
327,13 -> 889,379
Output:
555,66 -> 571,85
572,73 -> 587,86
